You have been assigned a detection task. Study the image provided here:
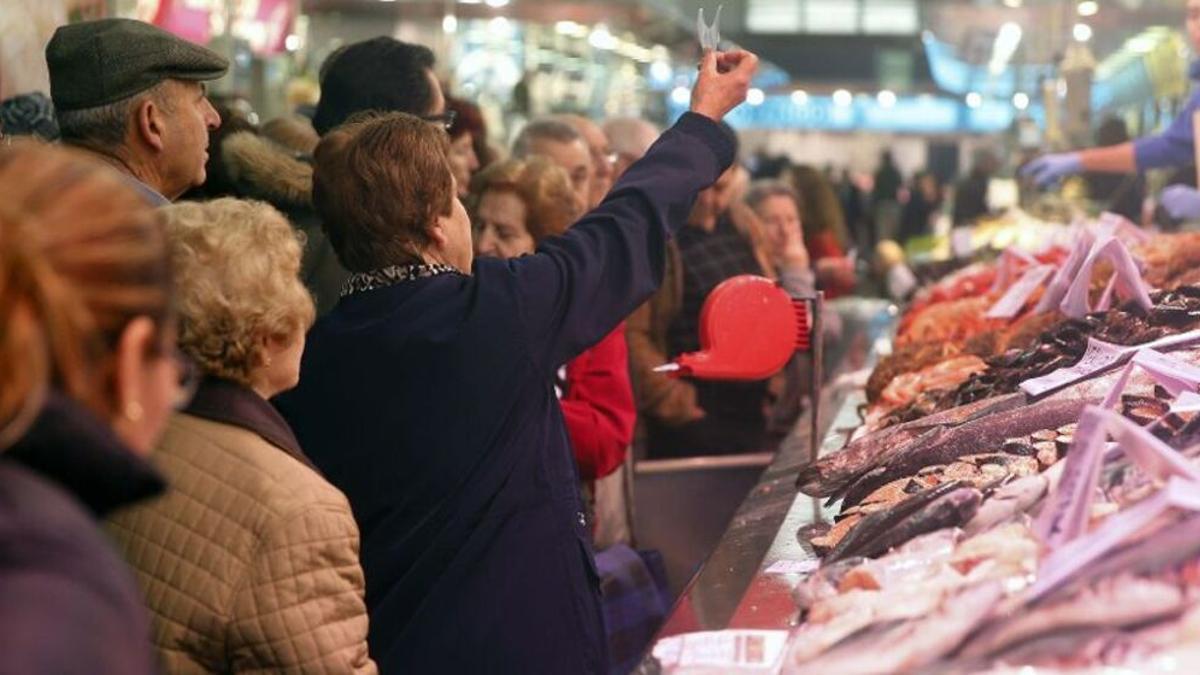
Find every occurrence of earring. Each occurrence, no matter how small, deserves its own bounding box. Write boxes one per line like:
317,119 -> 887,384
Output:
124,401 -> 144,422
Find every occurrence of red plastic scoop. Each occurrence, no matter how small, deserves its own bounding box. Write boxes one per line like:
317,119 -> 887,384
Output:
660,275 -> 810,381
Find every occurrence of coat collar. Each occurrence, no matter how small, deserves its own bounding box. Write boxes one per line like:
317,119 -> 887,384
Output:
4,392 -> 166,517
185,377 -> 317,471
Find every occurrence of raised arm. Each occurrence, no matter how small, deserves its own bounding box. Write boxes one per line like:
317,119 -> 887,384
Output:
498,50 -> 758,371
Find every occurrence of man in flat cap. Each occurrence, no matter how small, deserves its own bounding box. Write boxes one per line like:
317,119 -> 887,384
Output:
47,18 -> 227,205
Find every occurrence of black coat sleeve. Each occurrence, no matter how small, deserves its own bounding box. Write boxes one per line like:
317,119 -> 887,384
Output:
491,112 -> 736,373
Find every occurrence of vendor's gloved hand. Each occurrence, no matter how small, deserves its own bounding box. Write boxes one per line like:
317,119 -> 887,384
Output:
1160,185 -> 1200,220
1021,152 -> 1083,189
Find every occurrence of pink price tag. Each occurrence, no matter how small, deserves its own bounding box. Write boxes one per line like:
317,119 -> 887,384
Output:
1172,391 -> 1200,414
1060,236 -> 1151,319
1020,329 -> 1200,399
1097,211 -> 1152,245
1035,229 -> 1094,314
1036,405 -> 1200,553
989,247 -> 1040,293
1020,337 -> 1128,398
1032,477 -> 1200,603
986,264 -> 1056,319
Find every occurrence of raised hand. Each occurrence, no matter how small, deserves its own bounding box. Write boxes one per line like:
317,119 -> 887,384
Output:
690,49 -> 759,122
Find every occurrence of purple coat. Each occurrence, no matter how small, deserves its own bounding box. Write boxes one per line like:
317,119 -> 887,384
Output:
0,394 -> 165,674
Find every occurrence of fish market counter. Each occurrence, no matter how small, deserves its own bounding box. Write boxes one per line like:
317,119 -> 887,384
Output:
652,298 -> 897,641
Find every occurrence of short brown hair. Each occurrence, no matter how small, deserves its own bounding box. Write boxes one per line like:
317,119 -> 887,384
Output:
0,141 -> 171,446
469,157 -> 581,243
312,112 -> 454,272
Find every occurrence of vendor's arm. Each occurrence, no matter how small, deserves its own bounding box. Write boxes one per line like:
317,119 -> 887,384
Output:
503,50 -> 756,372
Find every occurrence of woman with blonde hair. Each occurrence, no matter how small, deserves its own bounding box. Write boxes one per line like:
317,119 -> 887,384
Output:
106,198 -> 377,674
0,141 -> 185,673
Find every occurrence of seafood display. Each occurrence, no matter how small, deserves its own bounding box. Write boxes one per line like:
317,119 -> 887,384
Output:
775,229 -> 1200,673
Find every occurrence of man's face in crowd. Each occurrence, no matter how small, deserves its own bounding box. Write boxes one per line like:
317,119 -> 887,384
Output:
158,79 -> 220,198
528,136 -> 592,214
573,118 -> 613,209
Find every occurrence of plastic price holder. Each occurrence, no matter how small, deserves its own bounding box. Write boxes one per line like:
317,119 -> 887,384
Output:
1031,476 -> 1200,604
988,246 -> 1039,294
1034,405 -> 1200,556
1020,328 -> 1200,399
696,5 -> 723,52
1099,348 -> 1200,411
985,263 -> 1056,320
1034,228 -> 1094,314
1058,235 -> 1151,319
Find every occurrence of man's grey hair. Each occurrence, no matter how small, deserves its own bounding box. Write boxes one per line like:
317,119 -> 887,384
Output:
56,82 -> 171,152
511,118 -> 581,159
603,117 -> 660,160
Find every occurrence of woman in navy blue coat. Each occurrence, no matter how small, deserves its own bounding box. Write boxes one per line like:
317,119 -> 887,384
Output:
276,50 -> 758,673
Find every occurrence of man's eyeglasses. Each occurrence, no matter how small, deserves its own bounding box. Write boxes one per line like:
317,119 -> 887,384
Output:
422,110 -> 457,132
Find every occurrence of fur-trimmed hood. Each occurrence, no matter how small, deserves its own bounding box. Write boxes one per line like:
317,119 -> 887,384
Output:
222,131 -> 313,208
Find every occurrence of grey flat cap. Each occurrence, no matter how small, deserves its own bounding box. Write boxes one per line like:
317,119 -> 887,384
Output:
47,18 -> 229,112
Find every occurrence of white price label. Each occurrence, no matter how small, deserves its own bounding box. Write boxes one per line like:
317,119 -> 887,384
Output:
653,630 -> 789,672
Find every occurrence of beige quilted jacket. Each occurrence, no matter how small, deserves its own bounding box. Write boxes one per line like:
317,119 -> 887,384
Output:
106,412 -> 377,674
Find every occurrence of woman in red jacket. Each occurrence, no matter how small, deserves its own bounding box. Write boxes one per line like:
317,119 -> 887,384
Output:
471,156 -> 636,501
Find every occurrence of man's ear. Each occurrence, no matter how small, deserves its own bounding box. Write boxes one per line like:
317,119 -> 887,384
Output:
133,93 -> 167,153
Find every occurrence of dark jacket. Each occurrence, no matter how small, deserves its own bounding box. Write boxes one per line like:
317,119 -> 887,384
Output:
275,112 -> 734,674
0,393 -> 165,675
222,131 -> 349,315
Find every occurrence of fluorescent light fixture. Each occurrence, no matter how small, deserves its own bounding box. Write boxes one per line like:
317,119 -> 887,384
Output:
1077,1 -> 1098,17
671,86 -> 691,106
747,88 -> 765,106
484,0 -> 509,7
833,89 -> 853,106
791,90 -> 808,105
1073,23 -> 1092,42
989,21 -> 1023,75
650,60 -> 672,83
966,92 -> 983,108
1012,92 -> 1030,110
589,25 -> 617,50
877,90 -> 897,108
1002,0 -> 1022,7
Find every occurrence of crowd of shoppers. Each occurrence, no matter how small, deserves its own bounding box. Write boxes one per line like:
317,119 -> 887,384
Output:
0,15 -> 822,675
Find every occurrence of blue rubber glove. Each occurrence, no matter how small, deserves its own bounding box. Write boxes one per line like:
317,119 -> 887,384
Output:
1161,185 -> 1200,220
1021,152 -> 1083,189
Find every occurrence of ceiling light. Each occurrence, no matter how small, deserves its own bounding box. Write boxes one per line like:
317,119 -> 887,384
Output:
1002,0 -> 1022,7
284,34 -> 301,51
442,15 -> 458,33
1012,92 -> 1030,110
484,0 -> 509,7
671,86 -> 691,106
877,90 -> 897,108
650,61 -> 672,83
1077,1 -> 1098,17
791,90 -> 808,105
966,92 -> 983,109
589,24 -> 617,50
747,88 -> 765,106
1073,23 -> 1093,43
833,89 -> 853,107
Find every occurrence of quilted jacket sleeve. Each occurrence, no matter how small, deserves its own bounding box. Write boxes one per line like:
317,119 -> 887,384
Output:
227,504 -> 376,674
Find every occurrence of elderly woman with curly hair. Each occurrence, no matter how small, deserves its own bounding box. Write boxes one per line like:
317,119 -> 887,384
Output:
105,198 -> 376,674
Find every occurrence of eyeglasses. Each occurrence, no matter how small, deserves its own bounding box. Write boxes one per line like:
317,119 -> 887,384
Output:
422,110 -> 457,132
